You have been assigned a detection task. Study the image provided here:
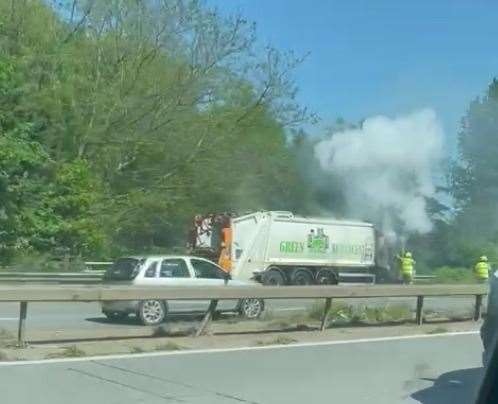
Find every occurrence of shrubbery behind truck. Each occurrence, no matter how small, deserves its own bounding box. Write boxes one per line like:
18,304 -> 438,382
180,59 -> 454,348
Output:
189,211 -> 394,285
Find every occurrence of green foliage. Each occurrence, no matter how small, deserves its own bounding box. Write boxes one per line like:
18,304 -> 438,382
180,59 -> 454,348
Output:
448,78 -> 498,263
433,266 -> 476,284
407,78 -> 498,270
0,0 -> 313,263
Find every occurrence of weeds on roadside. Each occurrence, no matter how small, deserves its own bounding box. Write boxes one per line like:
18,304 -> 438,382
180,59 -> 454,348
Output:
130,346 -> 145,353
0,328 -> 14,348
426,327 -> 448,334
0,329 -> 13,339
152,326 -> 170,337
155,341 -> 185,351
308,301 -> 412,328
0,350 -> 9,361
255,336 -> 297,346
261,309 -> 275,321
45,345 -> 86,359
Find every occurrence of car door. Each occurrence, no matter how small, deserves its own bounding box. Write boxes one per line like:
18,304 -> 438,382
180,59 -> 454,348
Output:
135,259 -> 160,286
189,258 -> 238,311
155,258 -> 206,313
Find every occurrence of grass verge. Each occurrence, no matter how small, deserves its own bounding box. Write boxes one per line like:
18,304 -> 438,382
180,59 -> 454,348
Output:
155,341 -> 186,351
0,350 -> 9,361
255,336 -> 298,346
426,327 -> 449,334
45,345 -> 86,359
308,301 -> 412,328
0,328 -> 15,348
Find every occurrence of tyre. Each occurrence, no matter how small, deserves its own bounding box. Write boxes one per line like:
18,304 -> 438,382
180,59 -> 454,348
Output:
262,267 -> 286,285
103,311 -> 129,321
138,300 -> 167,325
315,269 -> 338,285
290,268 -> 314,285
239,298 -> 265,319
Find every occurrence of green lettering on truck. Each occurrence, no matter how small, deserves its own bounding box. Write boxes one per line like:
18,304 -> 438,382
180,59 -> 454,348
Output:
279,241 -> 304,253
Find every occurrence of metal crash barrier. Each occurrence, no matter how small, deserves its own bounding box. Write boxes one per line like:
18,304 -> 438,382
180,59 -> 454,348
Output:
0,283 -> 487,347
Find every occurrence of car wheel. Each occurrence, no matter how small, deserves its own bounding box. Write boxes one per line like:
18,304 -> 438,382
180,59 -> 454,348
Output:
138,300 -> 167,326
104,311 -> 129,322
239,298 -> 265,319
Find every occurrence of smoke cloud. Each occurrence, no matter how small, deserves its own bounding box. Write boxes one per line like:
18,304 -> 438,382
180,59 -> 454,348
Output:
314,109 -> 444,234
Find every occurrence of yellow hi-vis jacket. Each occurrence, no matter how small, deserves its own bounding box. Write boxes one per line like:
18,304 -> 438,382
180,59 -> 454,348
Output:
400,257 -> 415,276
474,261 -> 490,280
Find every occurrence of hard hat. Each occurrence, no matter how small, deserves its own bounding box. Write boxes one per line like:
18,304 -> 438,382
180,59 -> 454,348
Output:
480,256 -> 488,262
405,252 -> 412,258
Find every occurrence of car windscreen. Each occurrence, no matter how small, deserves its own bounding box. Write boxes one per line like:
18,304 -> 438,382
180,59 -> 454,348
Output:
104,258 -> 142,281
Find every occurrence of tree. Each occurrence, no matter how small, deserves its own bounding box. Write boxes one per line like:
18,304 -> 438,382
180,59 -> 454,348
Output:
0,0 -> 313,261
0,56 -> 106,262
450,78 -> 498,264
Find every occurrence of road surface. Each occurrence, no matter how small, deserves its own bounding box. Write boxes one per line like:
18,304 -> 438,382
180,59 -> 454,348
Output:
0,332 -> 484,403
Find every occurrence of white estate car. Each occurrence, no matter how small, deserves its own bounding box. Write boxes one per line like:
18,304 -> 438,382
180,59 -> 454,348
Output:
101,255 -> 265,325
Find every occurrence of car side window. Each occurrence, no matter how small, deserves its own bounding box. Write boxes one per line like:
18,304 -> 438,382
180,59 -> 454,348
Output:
144,261 -> 158,278
160,259 -> 190,278
191,259 -> 224,279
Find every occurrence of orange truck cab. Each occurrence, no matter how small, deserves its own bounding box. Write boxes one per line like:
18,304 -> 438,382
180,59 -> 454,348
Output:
218,227 -> 232,272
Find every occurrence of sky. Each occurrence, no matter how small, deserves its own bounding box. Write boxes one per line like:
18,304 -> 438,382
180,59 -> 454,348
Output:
209,0 -> 498,152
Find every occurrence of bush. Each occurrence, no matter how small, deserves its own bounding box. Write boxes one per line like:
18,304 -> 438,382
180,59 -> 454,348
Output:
308,301 -> 412,327
433,266 -> 475,284
308,300 -> 351,321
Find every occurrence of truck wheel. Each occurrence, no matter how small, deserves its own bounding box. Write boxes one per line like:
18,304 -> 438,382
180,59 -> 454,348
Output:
138,300 -> 167,326
239,298 -> 265,319
315,269 -> 338,285
262,268 -> 286,286
290,268 -> 314,285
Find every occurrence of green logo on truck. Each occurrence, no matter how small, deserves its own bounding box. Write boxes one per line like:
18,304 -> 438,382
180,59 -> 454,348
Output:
280,228 -> 330,254
307,228 -> 329,253
279,228 -> 371,259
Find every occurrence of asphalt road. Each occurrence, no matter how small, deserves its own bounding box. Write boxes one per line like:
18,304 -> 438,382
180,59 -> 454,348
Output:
0,333 -> 485,403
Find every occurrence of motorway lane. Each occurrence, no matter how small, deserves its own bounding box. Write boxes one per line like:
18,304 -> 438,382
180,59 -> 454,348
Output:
0,295 -> 480,333
0,333 -> 485,403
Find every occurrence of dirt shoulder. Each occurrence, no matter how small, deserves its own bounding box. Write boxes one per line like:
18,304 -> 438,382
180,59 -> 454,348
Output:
0,317 -> 481,362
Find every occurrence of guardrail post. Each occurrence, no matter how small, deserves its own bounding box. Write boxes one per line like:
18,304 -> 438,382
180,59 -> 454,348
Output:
320,298 -> 332,331
474,295 -> 483,321
416,296 -> 424,325
195,299 -> 218,337
17,301 -> 28,347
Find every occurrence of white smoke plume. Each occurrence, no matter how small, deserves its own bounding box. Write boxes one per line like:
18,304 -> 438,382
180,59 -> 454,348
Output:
314,109 -> 444,234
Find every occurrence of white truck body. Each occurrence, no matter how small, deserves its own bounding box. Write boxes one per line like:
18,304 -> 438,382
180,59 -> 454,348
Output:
229,211 -> 376,281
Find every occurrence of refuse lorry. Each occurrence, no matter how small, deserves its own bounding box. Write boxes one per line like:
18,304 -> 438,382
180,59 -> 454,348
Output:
188,211 -> 394,285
